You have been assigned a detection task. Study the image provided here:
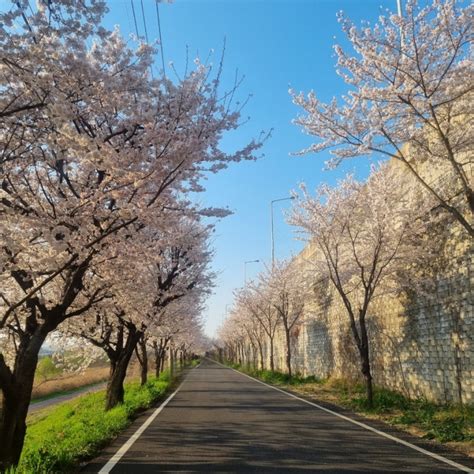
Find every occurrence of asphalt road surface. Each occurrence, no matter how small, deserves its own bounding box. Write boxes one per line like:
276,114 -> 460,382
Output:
86,359 -> 474,473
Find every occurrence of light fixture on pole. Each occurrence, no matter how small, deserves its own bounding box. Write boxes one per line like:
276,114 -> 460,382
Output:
270,196 -> 295,266
244,259 -> 260,284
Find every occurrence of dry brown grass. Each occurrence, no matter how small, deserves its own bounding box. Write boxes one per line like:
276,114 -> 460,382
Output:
32,366 -> 109,400
31,358 -> 156,401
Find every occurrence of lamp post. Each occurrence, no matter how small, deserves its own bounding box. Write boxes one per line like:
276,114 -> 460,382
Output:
244,259 -> 260,284
271,196 -> 295,267
397,0 -> 402,16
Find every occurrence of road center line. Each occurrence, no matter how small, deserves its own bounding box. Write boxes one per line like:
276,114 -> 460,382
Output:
212,360 -> 473,473
98,365 -> 199,474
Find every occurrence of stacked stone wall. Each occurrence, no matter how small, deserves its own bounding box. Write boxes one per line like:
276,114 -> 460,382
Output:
264,245 -> 473,404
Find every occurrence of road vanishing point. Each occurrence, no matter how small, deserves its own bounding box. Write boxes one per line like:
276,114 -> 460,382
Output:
86,359 -> 474,473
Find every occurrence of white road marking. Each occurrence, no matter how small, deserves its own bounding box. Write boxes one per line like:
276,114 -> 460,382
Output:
212,360 -> 473,473
98,380 -> 186,473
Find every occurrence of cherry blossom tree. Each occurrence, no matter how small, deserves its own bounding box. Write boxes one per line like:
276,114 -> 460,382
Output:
240,306 -> 267,370
218,310 -> 249,366
62,215 -> 214,409
291,0 -> 473,237
149,295 -> 206,375
289,164 -> 429,405
135,333 -> 151,386
0,0 -> 262,466
265,261 -> 305,377
234,284 -> 280,371
171,311 -> 208,367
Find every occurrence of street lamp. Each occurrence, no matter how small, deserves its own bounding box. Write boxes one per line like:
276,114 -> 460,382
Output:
271,196 -> 295,266
244,259 -> 260,284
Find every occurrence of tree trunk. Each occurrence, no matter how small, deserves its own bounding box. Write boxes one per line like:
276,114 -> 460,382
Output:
284,327 -> 292,378
361,353 -> 374,407
0,355 -> 39,469
169,345 -> 174,378
105,360 -> 126,411
0,257 -> 91,469
154,341 -> 167,378
269,337 -> 275,372
257,339 -> 264,371
105,328 -> 141,410
358,317 -> 373,407
155,355 -> 162,377
249,345 -> 254,370
0,322 -> 51,469
139,339 -> 148,386
160,350 -> 166,374
154,339 -> 169,378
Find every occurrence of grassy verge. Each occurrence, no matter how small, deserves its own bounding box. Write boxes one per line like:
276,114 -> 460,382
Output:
14,371 -> 174,473
228,363 -> 473,457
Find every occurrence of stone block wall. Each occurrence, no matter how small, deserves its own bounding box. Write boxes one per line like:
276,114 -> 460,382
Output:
261,240 -> 473,405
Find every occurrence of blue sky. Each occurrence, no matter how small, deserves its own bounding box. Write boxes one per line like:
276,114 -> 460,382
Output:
104,0 -> 401,336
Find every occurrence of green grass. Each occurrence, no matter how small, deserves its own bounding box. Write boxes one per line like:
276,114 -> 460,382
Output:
227,361 -> 473,445
229,363 -> 323,386
348,388 -> 473,443
16,372 -> 172,473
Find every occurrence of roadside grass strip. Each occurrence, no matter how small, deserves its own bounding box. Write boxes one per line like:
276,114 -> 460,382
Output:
14,372 -> 172,473
215,361 -> 473,473
228,363 -> 473,446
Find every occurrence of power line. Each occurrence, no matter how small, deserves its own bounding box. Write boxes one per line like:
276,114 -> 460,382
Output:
129,1 -> 153,79
155,0 -> 166,76
16,1 -> 37,44
140,0 -> 149,43
123,0 -> 134,36
130,0 -> 140,38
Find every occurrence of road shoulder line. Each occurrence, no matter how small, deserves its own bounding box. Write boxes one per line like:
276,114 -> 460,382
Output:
98,365 -> 200,473
212,360 -> 473,473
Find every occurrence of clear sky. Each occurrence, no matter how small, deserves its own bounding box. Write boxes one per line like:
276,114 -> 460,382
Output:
102,0 -> 402,337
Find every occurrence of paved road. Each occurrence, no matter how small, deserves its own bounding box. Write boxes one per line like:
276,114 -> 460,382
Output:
28,382 -> 106,414
87,359 -> 473,473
